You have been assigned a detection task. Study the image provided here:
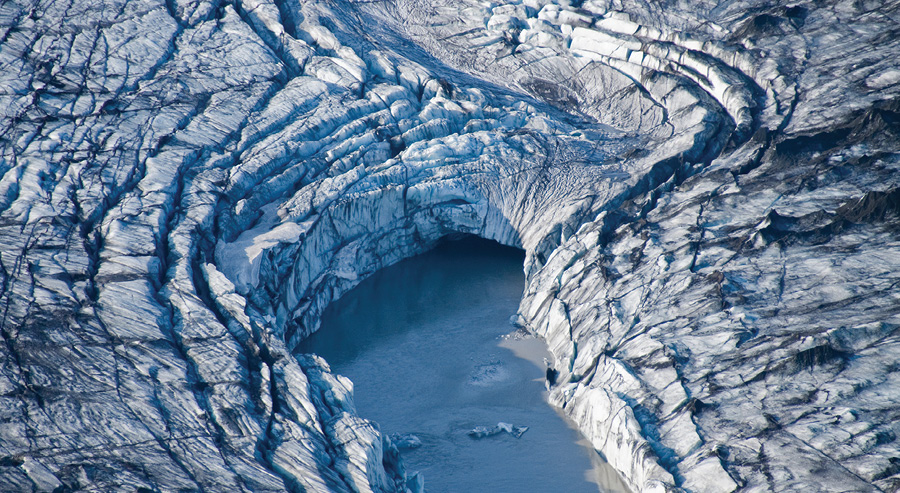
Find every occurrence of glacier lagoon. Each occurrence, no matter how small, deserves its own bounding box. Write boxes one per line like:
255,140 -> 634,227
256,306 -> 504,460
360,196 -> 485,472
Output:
298,237 -> 630,493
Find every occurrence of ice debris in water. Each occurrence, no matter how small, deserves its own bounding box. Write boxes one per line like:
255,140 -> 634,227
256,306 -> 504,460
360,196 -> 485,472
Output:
389,433 -> 423,450
468,422 -> 529,439
469,360 -> 509,386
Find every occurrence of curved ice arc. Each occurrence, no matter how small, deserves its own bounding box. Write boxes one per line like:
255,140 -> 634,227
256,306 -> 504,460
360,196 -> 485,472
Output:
0,0 -> 898,491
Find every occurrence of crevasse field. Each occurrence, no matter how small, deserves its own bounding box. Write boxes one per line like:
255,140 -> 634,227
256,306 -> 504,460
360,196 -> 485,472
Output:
0,0 -> 899,491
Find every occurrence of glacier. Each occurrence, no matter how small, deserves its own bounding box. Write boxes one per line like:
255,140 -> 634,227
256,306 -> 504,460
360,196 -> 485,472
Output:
0,0 -> 899,491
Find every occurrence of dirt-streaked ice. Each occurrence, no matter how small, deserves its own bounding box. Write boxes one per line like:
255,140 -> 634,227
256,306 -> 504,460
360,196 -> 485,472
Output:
0,0 -> 898,491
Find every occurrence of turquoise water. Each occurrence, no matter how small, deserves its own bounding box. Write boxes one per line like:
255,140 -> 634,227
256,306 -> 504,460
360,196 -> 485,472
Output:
298,237 -> 629,493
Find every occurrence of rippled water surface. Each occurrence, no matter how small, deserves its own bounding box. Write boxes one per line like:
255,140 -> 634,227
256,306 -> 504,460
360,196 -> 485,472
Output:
298,237 -> 630,493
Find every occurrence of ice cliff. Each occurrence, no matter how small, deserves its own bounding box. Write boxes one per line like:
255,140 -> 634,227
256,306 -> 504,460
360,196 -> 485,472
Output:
1,0 -> 899,491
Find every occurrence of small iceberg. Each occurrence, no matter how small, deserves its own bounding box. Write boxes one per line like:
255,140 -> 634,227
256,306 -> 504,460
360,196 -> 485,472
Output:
467,422 -> 529,439
389,433 -> 423,450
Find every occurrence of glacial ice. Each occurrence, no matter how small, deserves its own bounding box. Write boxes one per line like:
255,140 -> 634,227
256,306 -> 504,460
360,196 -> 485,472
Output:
389,434 -> 423,451
0,0 -> 899,491
468,423 -> 530,440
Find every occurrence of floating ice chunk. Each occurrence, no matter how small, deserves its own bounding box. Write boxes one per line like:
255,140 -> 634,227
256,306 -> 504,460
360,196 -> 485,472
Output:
468,422 -> 529,439
389,433 -> 423,450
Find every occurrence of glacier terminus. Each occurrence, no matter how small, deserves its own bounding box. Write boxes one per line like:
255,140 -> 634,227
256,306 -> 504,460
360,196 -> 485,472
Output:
0,0 -> 899,491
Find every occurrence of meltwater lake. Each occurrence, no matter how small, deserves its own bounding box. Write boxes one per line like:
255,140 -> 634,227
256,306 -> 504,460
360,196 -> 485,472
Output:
297,237 -> 629,493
